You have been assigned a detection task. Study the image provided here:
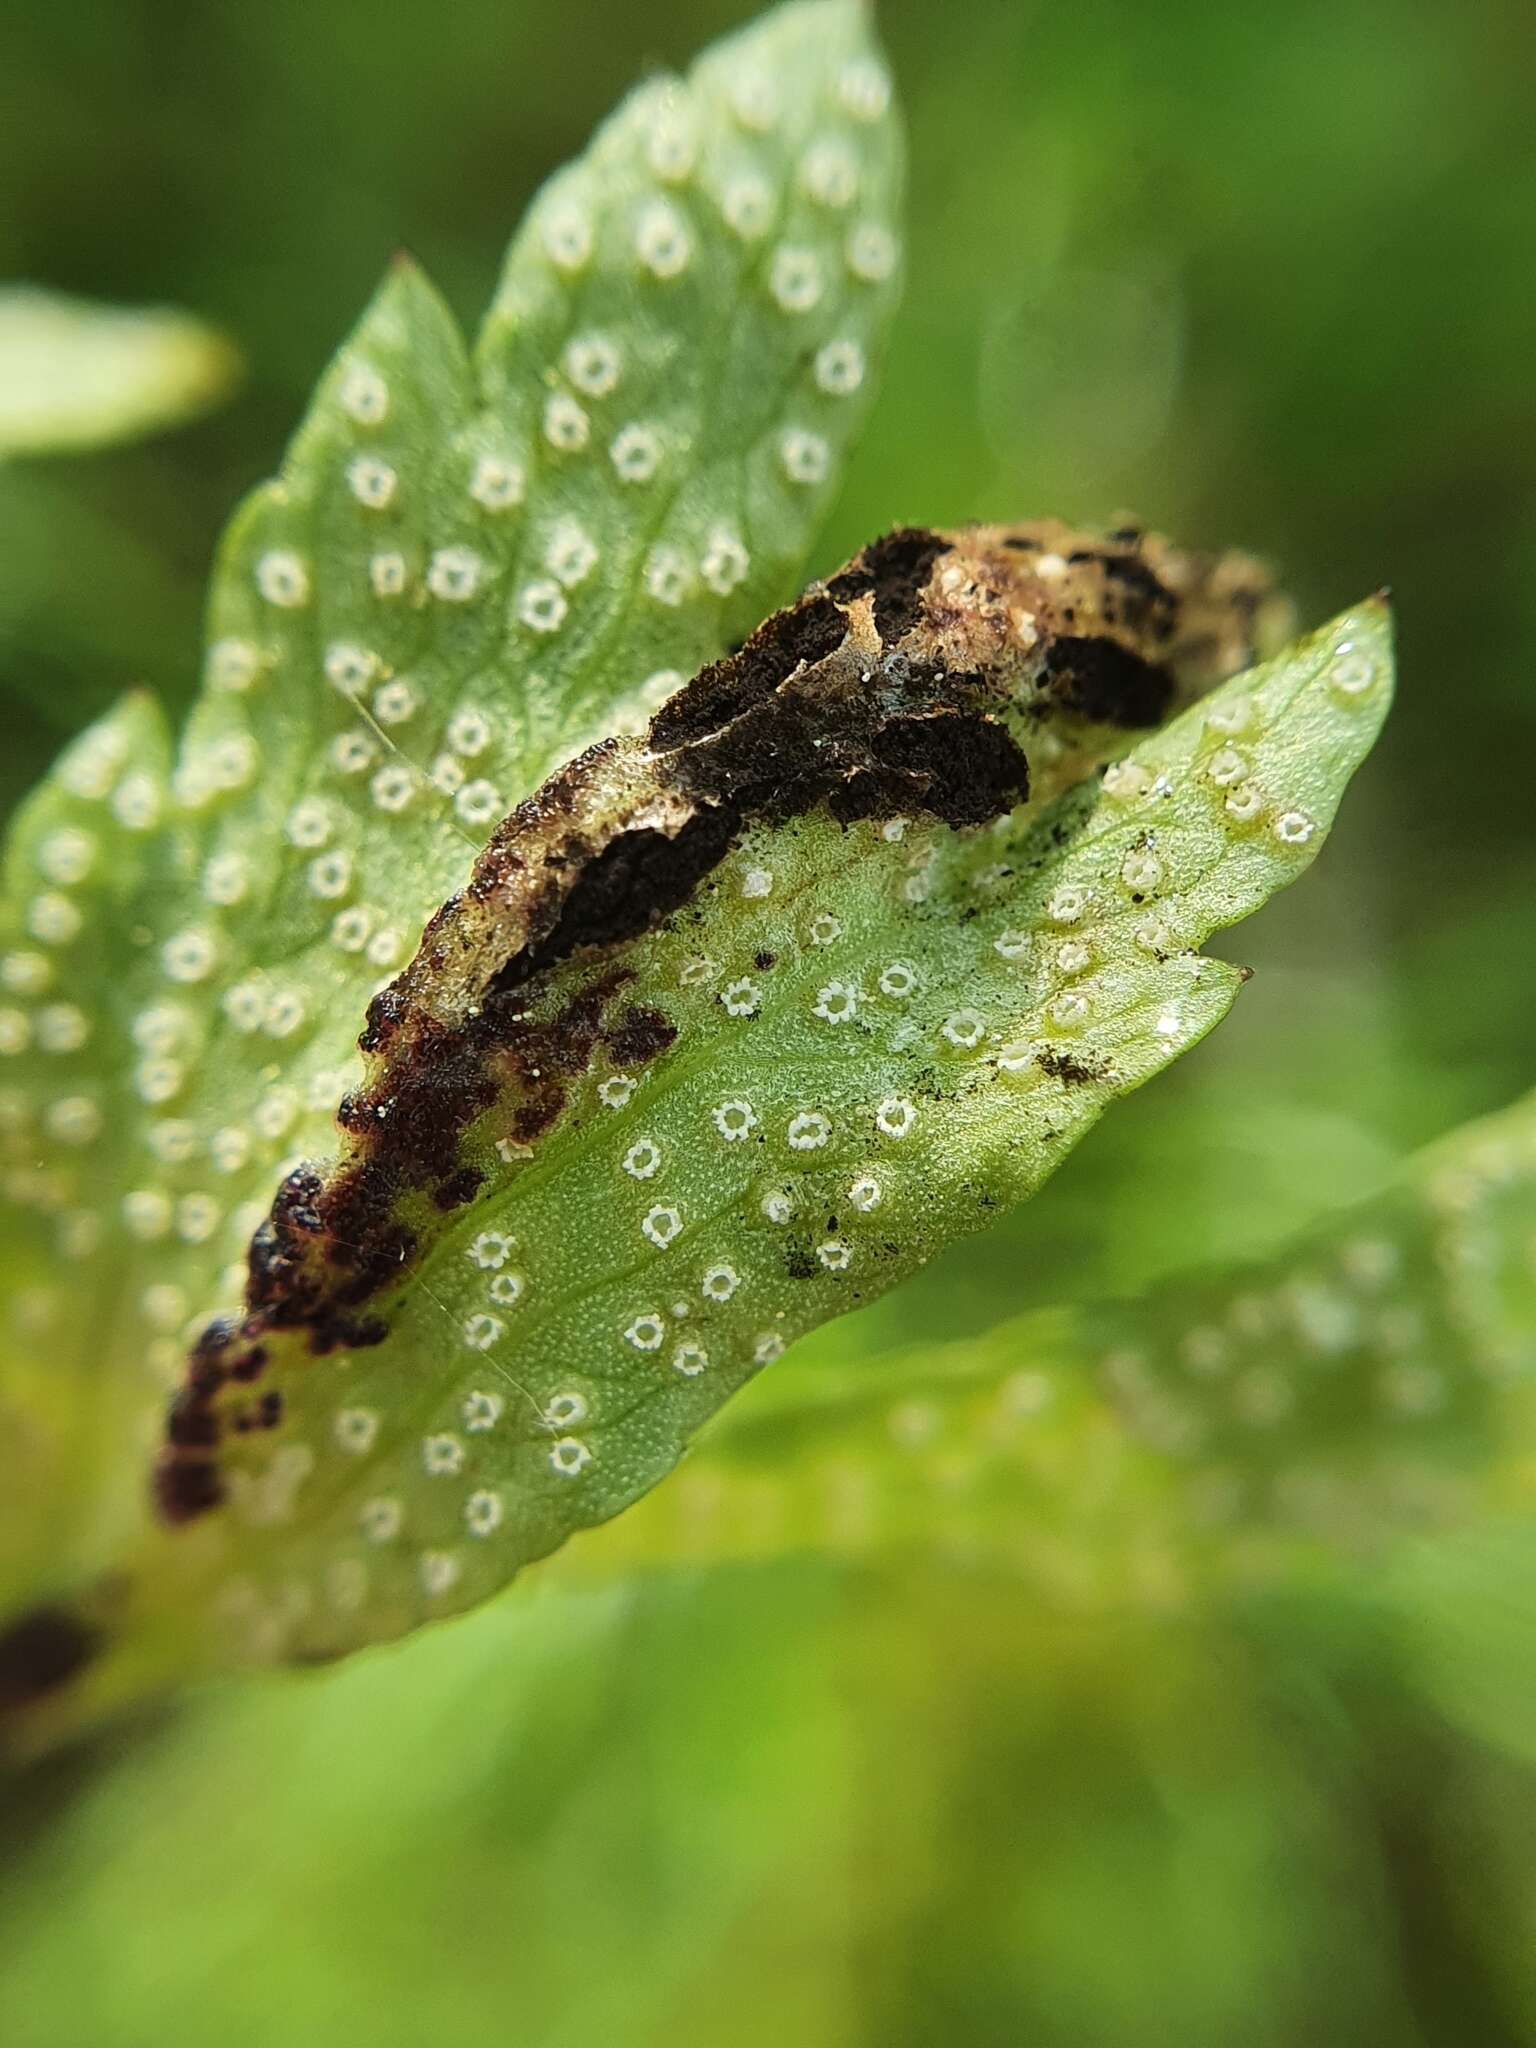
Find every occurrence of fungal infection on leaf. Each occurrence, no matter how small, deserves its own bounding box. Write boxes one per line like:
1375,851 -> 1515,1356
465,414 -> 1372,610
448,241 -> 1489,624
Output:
142,543 -> 1389,1667
0,0 -> 1398,1724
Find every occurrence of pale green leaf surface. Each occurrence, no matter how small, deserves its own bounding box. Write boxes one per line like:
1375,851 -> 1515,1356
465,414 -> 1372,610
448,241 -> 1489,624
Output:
0,0 -> 902,1623
132,600 -> 1391,1673
0,286 -> 240,457
570,1082 -> 1536,1603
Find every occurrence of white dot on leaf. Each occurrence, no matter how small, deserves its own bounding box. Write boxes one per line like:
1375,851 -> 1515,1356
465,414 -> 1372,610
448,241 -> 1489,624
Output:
543,393 -> 590,452
623,1138 -> 662,1181
801,139 -> 859,208
642,1205 -> 682,1247
334,1408 -> 379,1455
339,362 -> 389,423
370,551 -> 408,597
423,1433 -> 465,1476
255,549 -> 310,607
1046,885 -> 1087,925
610,423 -> 663,483
427,547 -> 485,603
1120,849 -> 1164,896
420,1552 -> 460,1596
720,978 -> 760,1017
813,980 -> 859,1024
455,780 -> 502,828
721,175 -> 772,238
838,58 -> 891,122
28,894 -> 82,945
465,1489 -> 503,1537
1274,810 -> 1315,846
780,428 -> 830,486
846,222 -> 898,283
324,642 -> 376,695
942,1009 -> 985,1048
644,546 -> 692,606
563,333 -> 622,396
518,580 -> 568,634
161,929 -> 217,984
729,68 -> 778,131
207,639 -> 261,693
360,1498 -> 402,1543
814,339 -> 865,395
875,1097 -> 915,1138
769,246 -> 823,313
347,457 -> 396,509
542,205 -> 593,273
635,200 -> 692,278
712,1098 -> 757,1140
700,528 -> 750,596
546,519 -> 599,587
463,1390 -> 503,1432
787,1111 -> 831,1151
469,456 -> 524,511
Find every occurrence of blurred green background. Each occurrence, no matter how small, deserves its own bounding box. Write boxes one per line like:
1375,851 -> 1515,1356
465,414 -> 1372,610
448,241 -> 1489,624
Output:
3,1 -> 1535,2042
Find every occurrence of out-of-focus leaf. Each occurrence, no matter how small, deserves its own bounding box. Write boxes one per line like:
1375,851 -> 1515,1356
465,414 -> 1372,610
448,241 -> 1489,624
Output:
0,287 -> 240,456
571,1082 -> 1535,1597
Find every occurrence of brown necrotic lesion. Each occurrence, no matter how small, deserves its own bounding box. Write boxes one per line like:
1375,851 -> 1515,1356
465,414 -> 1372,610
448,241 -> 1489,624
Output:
153,518 -> 1281,1523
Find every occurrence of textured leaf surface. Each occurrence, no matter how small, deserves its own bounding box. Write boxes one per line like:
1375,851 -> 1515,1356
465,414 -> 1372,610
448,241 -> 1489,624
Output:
0,287 -> 240,456
140,589 -> 1391,1669
0,0 -> 902,1631
569,1085 -> 1536,1599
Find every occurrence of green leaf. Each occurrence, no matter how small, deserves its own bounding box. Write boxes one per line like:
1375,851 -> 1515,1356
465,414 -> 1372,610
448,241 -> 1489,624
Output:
573,1080 -> 1536,1601
134,588 -> 1390,1672
0,0 -> 903,1652
0,287 -> 241,458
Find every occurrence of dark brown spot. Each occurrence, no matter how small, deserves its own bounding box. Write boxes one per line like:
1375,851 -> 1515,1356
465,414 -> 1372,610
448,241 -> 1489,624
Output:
605,1005 -> 678,1068
1036,1047 -> 1110,1085
0,1605 -> 101,1717
649,589 -> 847,750
1041,636 -> 1174,728
165,1393 -> 219,1448
826,710 -> 1028,828
511,1087 -> 564,1143
827,527 -> 948,642
492,809 -> 741,988
154,1455 -> 224,1523
432,1166 -> 485,1211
